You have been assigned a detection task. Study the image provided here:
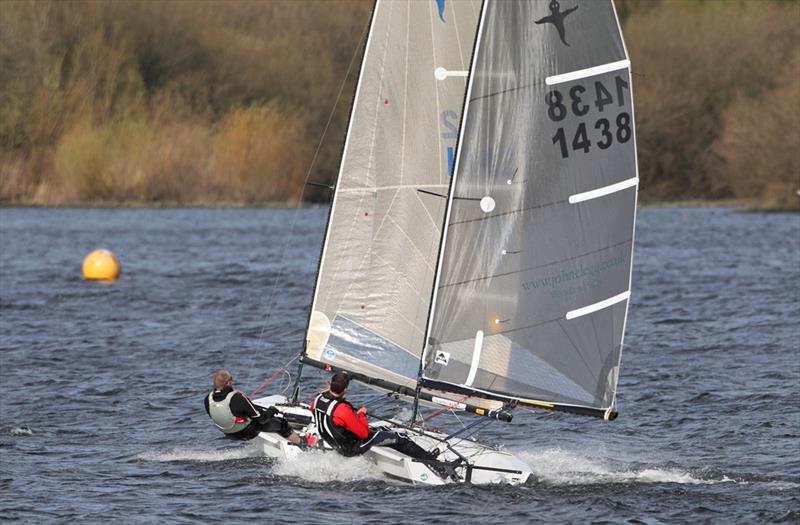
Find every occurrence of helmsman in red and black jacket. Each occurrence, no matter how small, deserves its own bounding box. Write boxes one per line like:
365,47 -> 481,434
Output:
311,372 -> 438,459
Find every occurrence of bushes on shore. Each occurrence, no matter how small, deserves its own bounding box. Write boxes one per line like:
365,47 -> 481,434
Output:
212,104 -> 310,203
623,0 -> 799,206
0,0 -> 366,205
0,0 -> 798,207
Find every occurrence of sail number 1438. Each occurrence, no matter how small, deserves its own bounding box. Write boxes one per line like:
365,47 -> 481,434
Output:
546,75 -> 631,159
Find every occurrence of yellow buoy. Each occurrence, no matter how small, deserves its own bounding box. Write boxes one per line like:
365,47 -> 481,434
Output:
82,249 -> 121,281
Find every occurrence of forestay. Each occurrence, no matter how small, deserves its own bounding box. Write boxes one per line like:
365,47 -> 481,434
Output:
305,0 -> 485,398
421,0 -> 637,417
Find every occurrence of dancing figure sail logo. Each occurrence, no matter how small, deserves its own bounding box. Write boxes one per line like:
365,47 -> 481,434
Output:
535,0 -> 579,46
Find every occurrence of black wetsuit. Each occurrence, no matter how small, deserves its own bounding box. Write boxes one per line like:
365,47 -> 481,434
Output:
204,387 -> 292,440
312,391 -> 437,460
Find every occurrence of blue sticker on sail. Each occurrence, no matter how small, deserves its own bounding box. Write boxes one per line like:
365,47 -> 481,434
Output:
324,348 -> 336,361
436,0 -> 445,22
447,147 -> 455,177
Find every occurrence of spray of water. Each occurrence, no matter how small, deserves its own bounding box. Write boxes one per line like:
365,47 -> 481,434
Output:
137,442 -> 383,483
271,449 -> 384,482
137,443 -> 263,463
518,447 -> 734,485
136,441 -> 771,487
7,426 -> 33,437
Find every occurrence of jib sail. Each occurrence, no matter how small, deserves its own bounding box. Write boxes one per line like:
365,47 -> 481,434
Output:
305,0 -> 491,405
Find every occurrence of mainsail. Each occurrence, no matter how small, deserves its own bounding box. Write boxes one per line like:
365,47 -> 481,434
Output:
304,0 -> 485,401
421,0 -> 637,418
300,0 -> 637,421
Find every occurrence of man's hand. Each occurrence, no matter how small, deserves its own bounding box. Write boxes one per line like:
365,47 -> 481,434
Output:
357,407 -> 368,416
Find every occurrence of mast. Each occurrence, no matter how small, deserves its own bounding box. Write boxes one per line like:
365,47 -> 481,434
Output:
413,0 -> 489,422
292,0 -> 379,402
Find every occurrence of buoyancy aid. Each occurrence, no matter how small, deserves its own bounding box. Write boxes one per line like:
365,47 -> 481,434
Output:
313,392 -> 363,456
207,390 -> 251,434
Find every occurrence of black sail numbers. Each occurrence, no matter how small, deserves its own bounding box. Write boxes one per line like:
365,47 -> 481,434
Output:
548,74 -> 631,159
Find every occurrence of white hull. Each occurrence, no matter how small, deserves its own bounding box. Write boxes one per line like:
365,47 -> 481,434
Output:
253,395 -> 531,486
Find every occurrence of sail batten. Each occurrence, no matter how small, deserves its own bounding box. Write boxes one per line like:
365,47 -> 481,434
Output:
546,59 -> 631,85
569,177 -> 639,204
567,291 -> 630,320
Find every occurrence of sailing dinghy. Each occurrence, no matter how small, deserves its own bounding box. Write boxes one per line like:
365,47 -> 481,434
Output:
256,0 -> 638,485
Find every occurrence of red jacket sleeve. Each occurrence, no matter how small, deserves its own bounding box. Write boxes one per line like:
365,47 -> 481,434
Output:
332,403 -> 370,439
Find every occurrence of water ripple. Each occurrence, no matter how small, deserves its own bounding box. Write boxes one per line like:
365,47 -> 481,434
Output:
0,207 -> 797,524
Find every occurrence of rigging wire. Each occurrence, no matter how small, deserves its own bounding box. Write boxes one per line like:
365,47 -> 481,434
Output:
248,354 -> 299,396
445,416 -> 493,442
294,369 -> 335,404
238,13 -> 372,391
249,368 -> 285,398
413,395 -> 469,427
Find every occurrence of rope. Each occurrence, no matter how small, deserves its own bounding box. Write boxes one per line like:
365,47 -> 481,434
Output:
360,391 -> 398,408
413,395 -> 469,427
249,368 -> 286,397
247,354 -> 299,397
444,416 -> 493,443
297,370 -> 333,404
277,369 -> 293,395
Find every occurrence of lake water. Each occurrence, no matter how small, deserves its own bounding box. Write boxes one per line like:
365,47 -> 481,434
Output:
1,207 -> 798,524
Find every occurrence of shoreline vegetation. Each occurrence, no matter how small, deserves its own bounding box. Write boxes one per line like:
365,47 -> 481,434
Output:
1,0 -> 798,210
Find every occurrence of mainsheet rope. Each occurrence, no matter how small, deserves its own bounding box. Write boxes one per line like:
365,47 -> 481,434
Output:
247,353 -> 303,397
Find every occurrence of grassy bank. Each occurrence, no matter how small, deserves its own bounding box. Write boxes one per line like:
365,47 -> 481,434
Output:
0,0 -> 798,209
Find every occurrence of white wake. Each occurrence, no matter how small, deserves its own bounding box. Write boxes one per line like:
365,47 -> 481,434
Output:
136,443 -> 382,482
518,448 -> 733,485
271,449 -> 384,482
137,443 -> 263,462
137,441 -> 769,487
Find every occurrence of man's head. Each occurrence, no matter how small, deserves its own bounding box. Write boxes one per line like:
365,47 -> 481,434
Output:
329,372 -> 349,396
213,369 -> 233,390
